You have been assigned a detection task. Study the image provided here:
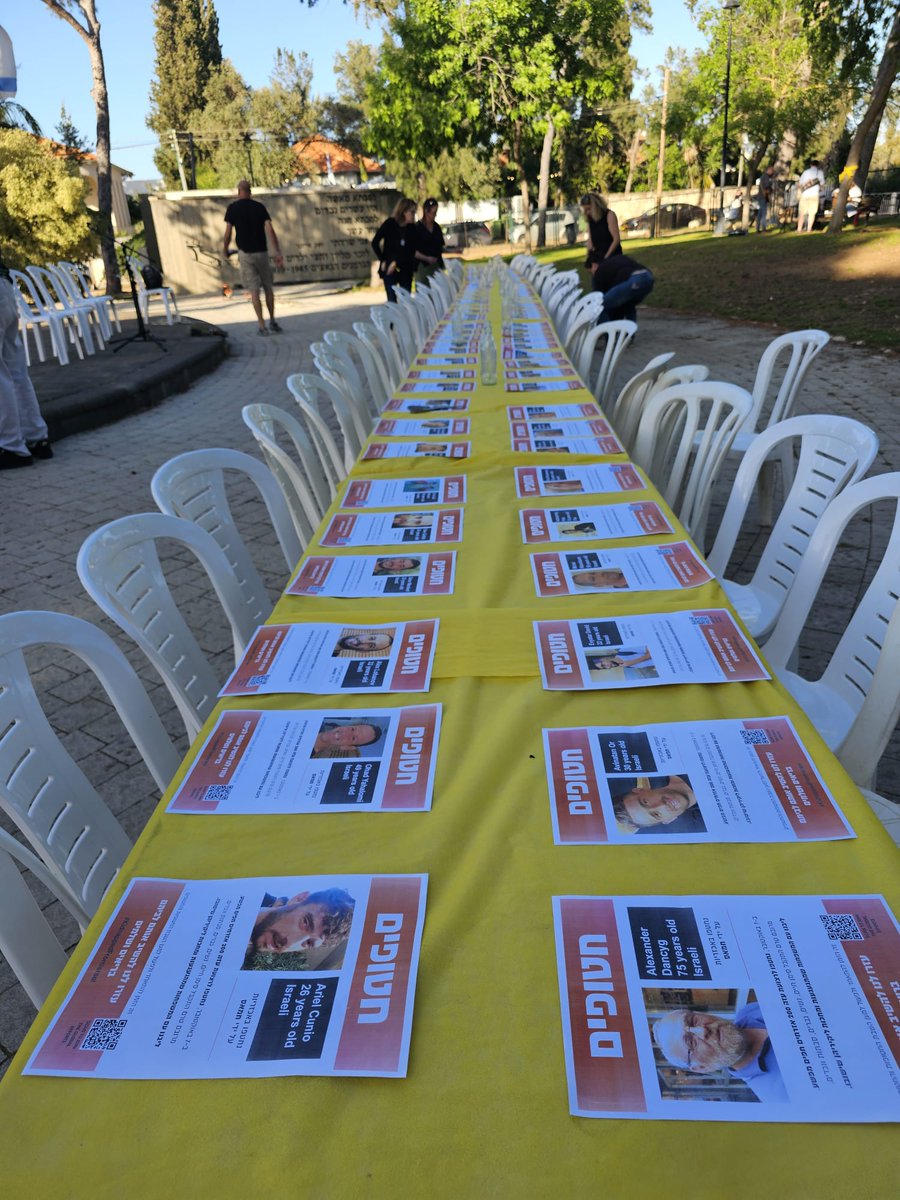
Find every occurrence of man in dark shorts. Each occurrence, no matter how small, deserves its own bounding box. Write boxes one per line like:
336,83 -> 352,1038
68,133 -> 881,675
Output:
223,180 -> 285,336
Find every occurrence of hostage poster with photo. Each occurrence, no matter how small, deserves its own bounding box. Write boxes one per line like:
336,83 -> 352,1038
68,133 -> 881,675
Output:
508,403 -> 602,420
288,552 -> 456,598
384,397 -> 471,413
342,476 -> 466,509
512,428 -> 624,455
507,379 -> 585,395
169,704 -> 441,814
220,620 -> 438,696
320,508 -> 464,548
519,502 -> 672,543
25,873 -> 428,1079
530,544 -> 712,598
396,380 -> 475,395
505,365 -> 580,382
403,368 -> 475,383
515,463 -> 647,498
553,893 -> 900,1121
373,418 -> 471,438
363,441 -> 470,461
534,610 -> 769,690
544,716 -> 852,844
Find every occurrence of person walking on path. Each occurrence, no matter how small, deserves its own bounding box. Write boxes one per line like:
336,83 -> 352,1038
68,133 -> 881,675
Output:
0,253 -> 52,470
756,166 -> 774,232
796,159 -> 825,233
223,181 -> 285,336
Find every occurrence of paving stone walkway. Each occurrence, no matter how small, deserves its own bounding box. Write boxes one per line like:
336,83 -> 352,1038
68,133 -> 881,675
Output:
1,280 -> 897,1075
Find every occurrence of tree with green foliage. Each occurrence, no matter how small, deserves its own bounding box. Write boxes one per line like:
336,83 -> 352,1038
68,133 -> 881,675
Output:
55,105 -> 89,158
0,128 -> 94,268
318,41 -> 378,159
38,2 -> 119,293
388,146 -> 501,203
148,0 -> 223,186
0,100 -> 42,135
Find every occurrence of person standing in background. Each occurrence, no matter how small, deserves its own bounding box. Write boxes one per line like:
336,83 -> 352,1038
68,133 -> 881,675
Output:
414,198 -> 445,284
796,159 -> 825,233
372,197 -> 418,302
756,166 -> 774,232
580,192 -> 622,292
0,251 -> 52,469
223,180 -> 284,337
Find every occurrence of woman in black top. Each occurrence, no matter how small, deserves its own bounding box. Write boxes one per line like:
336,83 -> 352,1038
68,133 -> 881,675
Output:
580,192 -> 622,291
371,197 -> 418,302
414,197 -> 445,283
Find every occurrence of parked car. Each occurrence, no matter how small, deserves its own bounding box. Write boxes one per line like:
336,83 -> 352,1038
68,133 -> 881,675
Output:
510,208 -> 578,245
624,203 -> 707,234
443,221 -> 493,250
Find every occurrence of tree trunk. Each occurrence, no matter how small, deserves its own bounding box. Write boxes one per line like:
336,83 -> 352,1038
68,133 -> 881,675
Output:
742,148 -> 766,231
513,122 -> 531,248
827,5 -> 900,233
535,117 -> 554,248
41,2 -> 121,294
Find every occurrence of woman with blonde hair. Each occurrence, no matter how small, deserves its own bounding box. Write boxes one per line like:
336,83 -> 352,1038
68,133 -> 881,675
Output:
580,192 -> 622,288
372,196 -> 418,301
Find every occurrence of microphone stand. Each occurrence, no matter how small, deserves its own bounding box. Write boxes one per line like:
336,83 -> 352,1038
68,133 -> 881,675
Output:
113,239 -> 168,353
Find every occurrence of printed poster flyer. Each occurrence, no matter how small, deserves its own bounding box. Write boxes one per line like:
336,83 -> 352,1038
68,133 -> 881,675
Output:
534,609 -> 769,690
363,441 -> 470,461
220,620 -> 438,696
25,873 -> 428,1079
531,543 -> 712,598
412,355 -> 476,368
343,476 -> 466,509
321,508 -> 463,548
512,430 -> 624,454
508,403 -> 602,420
515,463 -> 647,498
503,347 -> 569,362
288,552 -> 456,598
404,368 -> 475,382
505,365 -> 579,381
397,380 -> 475,394
507,379 -> 585,395
519,502 -> 672,543
553,893 -> 900,1121
511,419 -> 613,440
544,716 -> 852,844
384,397 -> 470,413
373,418 -> 471,438
169,704 -> 441,814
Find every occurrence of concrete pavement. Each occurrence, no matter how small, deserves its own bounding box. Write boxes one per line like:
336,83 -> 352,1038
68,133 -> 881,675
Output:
1,280 -> 898,1074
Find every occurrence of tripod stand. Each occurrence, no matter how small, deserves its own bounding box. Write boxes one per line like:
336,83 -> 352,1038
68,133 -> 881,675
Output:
113,241 -> 168,354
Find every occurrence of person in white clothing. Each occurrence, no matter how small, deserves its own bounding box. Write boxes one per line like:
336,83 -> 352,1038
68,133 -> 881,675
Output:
0,253 -> 52,469
796,159 -> 825,233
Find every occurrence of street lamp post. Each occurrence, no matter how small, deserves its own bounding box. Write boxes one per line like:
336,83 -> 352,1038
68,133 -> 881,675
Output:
714,0 -> 741,236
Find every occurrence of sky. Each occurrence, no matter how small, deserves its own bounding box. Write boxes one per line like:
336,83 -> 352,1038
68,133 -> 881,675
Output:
4,1 -> 703,181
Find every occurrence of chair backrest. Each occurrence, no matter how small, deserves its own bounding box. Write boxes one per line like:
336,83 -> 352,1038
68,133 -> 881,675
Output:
285,373 -> 348,486
763,473 -> 900,787
77,513 -> 258,740
370,305 -> 417,368
573,319 -> 638,407
632,381 -> 755,542
0,610 -> 180,919
354,320 -> 403,389
241,403 -> 327,539
707,414 -> 879,586
311,342 -> 378,437
151,448 -> 301,603
560,294 -> 606,359
0,828 -> 74,1008
607,352 -> 676,446
322,329 -> 393,414
745,329 -> 830,434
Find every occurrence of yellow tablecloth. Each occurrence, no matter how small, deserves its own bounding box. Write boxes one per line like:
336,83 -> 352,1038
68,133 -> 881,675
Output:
2,280 -> 897,1199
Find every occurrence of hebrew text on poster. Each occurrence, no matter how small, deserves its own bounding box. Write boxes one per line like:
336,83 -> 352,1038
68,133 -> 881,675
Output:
515,463 -> 646,498
531,544 -> 711,598
289,553 -> 456,598
342,476 -> 466,509
520,502 -> 672,543
321,508 -> 463,548
363,441 -> 470,460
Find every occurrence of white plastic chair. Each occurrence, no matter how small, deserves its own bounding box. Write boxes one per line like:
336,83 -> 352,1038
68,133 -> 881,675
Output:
706,415 -> 880,642
606,352 -> 675,444
615,363 -> 710,453
354,320 -> 404,390
322,329 -> 393,413
51,261 -> 121,341
370,304 -> 417,369
0,827 -> 78,1008
763,473 -> 900,790
286,373 -> 350,486
77,513 -> 259,740
241,403 -> 327,543
26,264 -> 102,352
573,319 -> 638,407
10,269 -> 82,364
632,381 -> 754,543
312,347 -> 377,444
127,255 -> 180,325
560,294 -> 607,361
151,449 -> 302,613
0,610 -> 180,920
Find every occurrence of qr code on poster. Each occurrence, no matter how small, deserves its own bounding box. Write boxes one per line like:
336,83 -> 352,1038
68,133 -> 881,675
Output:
820,914 -> 864,941
247,674 -> 269,687
205,784 -> 232,803
81,1018 -> 127,1051
740,729 -> 772,746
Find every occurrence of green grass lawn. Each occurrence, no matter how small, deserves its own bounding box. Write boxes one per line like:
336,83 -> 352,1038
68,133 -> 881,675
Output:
534,221 -> 900,350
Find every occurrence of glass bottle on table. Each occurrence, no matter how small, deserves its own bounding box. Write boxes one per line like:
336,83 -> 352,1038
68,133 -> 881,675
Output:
480,325 -> 498,386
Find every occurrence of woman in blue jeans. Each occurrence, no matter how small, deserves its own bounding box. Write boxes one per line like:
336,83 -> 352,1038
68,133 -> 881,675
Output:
591,253 -> 654,324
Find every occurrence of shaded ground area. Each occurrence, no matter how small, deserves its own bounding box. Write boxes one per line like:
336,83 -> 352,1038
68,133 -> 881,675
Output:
542,221 -> 900,350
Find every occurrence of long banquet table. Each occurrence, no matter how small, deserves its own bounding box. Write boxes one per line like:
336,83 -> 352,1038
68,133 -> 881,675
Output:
1,270 -> 898,1199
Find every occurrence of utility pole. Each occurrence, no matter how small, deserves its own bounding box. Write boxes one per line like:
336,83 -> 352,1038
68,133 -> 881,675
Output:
170,129 -> 188,190
654,67 -> 670,240
624,126 -> 645,195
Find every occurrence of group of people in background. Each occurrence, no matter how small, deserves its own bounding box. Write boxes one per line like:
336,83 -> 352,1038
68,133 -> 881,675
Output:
371,197 -> 445,303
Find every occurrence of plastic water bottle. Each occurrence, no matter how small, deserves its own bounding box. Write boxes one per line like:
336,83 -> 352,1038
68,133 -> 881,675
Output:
480,327 -> 498,386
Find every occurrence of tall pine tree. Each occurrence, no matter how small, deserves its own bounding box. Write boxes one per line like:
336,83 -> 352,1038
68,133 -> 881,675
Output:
147,0 -> 223,186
